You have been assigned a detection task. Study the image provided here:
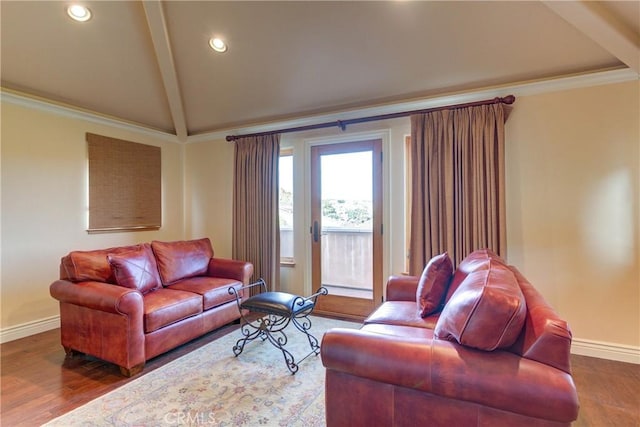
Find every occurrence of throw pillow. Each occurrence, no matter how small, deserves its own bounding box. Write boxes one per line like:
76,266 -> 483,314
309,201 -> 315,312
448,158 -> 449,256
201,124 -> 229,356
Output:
416,252 -> 453,317
444,248 -> 507,303
151,238 -> 214,285
434,261 -> 526,351
108,244 -> 162,294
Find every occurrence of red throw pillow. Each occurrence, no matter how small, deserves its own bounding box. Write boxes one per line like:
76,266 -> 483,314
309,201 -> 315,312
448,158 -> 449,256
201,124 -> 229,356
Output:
434,261 -> 527,351
108,244 -> 162,294
416,252 -> 454,317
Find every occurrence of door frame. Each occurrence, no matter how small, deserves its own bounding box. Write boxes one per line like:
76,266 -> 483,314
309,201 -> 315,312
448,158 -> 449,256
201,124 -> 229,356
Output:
305,134 -> 387,320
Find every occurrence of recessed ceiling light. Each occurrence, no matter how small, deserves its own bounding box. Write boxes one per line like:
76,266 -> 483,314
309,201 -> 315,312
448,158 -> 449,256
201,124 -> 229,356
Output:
67,4 -> 92,22
209,38 -> 228,53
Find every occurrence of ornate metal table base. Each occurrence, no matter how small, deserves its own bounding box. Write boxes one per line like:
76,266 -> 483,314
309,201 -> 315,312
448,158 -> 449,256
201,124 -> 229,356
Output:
228,279 -> 328,374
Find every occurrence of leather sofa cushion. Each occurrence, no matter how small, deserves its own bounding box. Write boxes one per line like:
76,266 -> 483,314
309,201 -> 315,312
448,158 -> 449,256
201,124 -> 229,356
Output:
365,301 -> 440,330
416,252 -> 453,317
151,238 -> 214,285
143,288 -> 203,333
61,245 -> 140,283
167,277 -> 243,310
362,323 -> 436,340
108,244 -> 162,294
435,261 -> 526,351
444,248 -> 506,303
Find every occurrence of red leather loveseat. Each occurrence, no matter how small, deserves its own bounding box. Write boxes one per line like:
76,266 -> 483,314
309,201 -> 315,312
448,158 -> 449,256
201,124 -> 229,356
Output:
50,237 -> 253,376
321,249 -> 579,426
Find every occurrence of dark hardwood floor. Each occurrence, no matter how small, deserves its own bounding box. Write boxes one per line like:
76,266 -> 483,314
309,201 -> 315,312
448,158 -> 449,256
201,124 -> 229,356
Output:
571,354 -> 640,426
1,324 -> 240,426
1,325 -> 639,426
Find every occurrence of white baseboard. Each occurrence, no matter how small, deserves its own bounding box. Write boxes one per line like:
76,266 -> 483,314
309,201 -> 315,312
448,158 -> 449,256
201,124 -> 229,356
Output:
0,315 -> 60,344
572,338 -> 640,364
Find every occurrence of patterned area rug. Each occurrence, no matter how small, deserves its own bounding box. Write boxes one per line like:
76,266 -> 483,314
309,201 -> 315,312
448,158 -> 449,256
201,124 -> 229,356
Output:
44,316 -> 359,427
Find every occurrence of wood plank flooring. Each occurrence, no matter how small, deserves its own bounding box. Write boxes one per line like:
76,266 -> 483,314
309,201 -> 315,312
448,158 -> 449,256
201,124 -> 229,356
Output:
2,325 -> 639,426
572,354 -> 640,426
1,324 -> 240,426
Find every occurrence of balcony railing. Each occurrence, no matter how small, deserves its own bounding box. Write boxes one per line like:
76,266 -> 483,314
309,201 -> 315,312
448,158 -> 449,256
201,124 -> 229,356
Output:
281,227 -> 372,293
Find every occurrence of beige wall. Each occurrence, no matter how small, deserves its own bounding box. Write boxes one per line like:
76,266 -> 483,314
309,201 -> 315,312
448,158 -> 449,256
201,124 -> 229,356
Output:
184,139 -> 234,257
1,102 -> 185,330
505,80 -> 639,347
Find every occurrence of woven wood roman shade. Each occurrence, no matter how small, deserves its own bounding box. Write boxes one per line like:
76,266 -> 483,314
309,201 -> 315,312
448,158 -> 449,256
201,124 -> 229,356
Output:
87,133 -> 161,232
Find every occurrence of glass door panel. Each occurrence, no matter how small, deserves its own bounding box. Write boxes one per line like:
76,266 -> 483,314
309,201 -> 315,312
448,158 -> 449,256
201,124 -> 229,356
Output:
311,139 -> 382,319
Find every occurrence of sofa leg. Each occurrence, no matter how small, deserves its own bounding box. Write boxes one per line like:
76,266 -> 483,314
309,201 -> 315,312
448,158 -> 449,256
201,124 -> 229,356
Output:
119,363 -> 145,377
63,346 -> 82,357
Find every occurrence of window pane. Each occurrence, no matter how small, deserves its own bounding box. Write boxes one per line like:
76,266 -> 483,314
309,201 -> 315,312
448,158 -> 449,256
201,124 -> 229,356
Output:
279,154 -> 294,260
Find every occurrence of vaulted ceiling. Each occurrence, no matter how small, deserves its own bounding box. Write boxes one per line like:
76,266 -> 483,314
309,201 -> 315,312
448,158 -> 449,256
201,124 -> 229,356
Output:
1,1 -> 638,141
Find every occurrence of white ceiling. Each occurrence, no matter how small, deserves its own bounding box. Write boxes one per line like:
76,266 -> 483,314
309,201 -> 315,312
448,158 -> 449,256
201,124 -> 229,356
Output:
1,1 -> 638,141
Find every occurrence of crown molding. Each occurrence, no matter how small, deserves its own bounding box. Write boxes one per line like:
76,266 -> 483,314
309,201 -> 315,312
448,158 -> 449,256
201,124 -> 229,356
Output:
0,88 -> 179,143
189,67 -> 638,144
3,67 -> 637,145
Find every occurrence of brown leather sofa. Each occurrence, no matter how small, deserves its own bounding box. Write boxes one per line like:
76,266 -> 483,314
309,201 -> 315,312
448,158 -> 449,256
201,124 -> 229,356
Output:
321,249 -> 579,426
50,237 -> 253,376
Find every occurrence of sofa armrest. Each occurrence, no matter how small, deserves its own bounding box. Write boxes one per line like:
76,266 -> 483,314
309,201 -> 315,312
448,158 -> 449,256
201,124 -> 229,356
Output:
50,279 -> 146,374
508,266 -> 574,374
321,328 -> 579,423
386,275 -> 419,301
207,257 -> 254,284
50,279 -> 143,314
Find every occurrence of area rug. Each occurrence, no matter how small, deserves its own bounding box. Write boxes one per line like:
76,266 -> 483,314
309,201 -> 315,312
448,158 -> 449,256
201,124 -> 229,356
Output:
44,316 -> 359,427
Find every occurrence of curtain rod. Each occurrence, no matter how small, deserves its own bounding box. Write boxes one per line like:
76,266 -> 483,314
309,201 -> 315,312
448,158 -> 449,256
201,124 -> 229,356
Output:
225,95 -> 515,142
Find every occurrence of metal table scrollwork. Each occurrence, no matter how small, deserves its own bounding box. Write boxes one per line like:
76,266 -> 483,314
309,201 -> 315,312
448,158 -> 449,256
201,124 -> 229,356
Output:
228,279 -> 328,374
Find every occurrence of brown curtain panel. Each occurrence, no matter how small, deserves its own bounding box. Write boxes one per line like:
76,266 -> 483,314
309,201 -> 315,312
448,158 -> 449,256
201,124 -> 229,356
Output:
233,134 -> 281,291
409,103 -> 508,274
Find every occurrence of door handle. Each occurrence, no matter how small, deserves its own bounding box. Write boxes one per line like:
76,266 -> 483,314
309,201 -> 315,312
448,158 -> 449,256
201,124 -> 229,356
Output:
313,221 -> 319,242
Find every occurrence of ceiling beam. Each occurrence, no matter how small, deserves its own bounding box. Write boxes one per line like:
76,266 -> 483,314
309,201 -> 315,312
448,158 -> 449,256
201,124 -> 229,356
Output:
543,0 -> 639,74
142,1 -> 188,141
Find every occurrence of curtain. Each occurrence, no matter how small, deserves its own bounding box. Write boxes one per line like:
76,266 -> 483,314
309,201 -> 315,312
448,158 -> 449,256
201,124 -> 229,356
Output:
233,134 -> 281,291
408,103 -> 508,273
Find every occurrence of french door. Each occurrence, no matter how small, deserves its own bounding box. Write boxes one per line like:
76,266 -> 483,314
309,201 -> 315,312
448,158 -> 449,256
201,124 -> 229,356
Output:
310,139 -> 383,319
